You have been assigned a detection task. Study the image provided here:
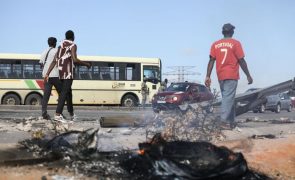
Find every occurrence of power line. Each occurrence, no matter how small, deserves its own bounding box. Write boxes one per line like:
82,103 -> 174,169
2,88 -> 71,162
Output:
163,66 -> 201,82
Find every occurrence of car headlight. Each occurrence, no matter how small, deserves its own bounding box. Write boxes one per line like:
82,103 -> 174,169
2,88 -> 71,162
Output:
172,96 -> 178,101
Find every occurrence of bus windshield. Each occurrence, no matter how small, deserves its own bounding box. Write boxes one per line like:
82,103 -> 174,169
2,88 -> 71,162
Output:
143,66 -> 160,84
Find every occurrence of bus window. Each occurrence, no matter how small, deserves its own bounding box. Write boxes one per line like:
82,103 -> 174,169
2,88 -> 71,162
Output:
126,63 -> 141,81
143,66 -> 160,84
79,65 -> 92,80
115,63 -> 140,81
92,63 -> 101,80
23,61 -> 34,79
11,61 -> 22,78
114,66 -> 120,80
35,62 -> 42,79
126,64 -> 133,80
0,60 -> 10,78
116,63 -> 126,80
100,63 -> 113,80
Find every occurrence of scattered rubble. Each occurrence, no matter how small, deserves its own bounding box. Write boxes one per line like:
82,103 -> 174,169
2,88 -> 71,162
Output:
1,108 -> 295,179
251,134 -> 276,139
121,129 -> 132,135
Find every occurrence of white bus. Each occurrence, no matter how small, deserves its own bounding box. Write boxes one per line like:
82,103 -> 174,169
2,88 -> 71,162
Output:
0,53 -> 162,107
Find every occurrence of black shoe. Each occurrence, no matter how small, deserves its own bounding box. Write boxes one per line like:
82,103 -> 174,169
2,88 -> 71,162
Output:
42,114 -> 51,120
230,122 -> 237,129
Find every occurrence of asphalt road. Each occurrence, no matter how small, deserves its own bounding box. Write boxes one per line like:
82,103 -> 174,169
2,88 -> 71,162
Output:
1,105 -> 295,179
1,105 -> 294,125
0,105 -> 295,142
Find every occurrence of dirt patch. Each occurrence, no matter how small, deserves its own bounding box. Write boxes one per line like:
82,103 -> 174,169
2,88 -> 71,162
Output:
217,134 -> 295,179
0,166 -> 70,180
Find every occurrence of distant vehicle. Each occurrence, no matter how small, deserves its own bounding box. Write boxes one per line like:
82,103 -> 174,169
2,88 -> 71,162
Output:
152,82 -> 214,113
253,93 -> 291,113
271,93 -> 292,113
0,53 -> 161,107
244,89 -> 292,113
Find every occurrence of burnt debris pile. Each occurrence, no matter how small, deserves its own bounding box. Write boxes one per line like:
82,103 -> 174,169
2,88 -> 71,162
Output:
20,128 -> 99,159
122,135 -> 267,180
146,103 -> 223,142
19,129 -> 268,179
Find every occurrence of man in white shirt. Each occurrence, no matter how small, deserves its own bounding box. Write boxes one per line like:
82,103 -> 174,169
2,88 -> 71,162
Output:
40,37 -> 72,120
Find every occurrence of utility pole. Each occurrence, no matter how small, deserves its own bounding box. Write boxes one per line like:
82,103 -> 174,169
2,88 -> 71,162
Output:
163,66 -> 200,83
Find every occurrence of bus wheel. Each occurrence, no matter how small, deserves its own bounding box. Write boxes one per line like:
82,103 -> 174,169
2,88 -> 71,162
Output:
2,94 -> 21,105
25,94 -> 42,105
122,95 -> 137,107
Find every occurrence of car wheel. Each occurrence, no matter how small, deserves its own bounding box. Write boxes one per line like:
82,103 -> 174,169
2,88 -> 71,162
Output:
253,110 -> 258,113
259,104 -> 266,113
287,105 -> 292,112
2,94 -> 21,105
275,104 -> 281,113
121,94 -> 137,107
25,93 -> 42,105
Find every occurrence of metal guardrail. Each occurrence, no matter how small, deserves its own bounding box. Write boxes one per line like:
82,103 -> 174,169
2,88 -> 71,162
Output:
180,77 -> 295,116
235,77 -> 295,115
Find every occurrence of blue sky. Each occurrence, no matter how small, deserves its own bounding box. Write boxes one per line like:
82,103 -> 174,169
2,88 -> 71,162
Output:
1,0 -> 295,93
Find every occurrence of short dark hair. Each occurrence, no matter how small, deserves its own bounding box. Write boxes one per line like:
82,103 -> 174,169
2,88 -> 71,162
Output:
48,37 -> 57,46
222,23 -> 235,37
65,30 -> 74,40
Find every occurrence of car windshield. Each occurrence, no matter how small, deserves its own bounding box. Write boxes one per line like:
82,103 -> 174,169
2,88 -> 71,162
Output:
166,83 -> 189,92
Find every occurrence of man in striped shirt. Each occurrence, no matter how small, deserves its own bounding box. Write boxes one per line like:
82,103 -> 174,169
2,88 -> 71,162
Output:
45,30 -> 91,122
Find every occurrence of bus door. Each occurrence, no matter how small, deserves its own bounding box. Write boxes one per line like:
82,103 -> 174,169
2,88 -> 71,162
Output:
143,65 -> 161,103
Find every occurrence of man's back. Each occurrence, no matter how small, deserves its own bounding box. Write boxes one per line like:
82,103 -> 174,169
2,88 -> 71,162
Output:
210,38 -> 244,81
56,40 -> 76,79
40,47 -> 58,78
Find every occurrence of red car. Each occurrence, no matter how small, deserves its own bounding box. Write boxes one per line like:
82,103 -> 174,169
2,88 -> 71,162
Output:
152,82 -> 214,112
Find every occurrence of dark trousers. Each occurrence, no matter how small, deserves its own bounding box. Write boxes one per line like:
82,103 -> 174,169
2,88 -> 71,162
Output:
42,77 -> 73,116
56,79 -> 73,115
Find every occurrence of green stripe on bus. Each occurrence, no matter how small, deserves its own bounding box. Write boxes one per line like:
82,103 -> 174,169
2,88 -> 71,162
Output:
25,80 -> 37,89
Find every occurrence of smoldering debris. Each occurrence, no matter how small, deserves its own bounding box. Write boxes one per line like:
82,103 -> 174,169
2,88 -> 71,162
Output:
20,128 -> 100,159
146,104 -> 224,142
19,132 -> 268,180
122,135 -> 268,180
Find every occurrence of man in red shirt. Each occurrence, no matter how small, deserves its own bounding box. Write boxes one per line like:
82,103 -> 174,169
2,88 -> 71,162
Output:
205,23 -> 253,129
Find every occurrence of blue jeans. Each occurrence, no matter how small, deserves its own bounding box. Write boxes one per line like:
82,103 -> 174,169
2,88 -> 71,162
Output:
219,80 -> 238,123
